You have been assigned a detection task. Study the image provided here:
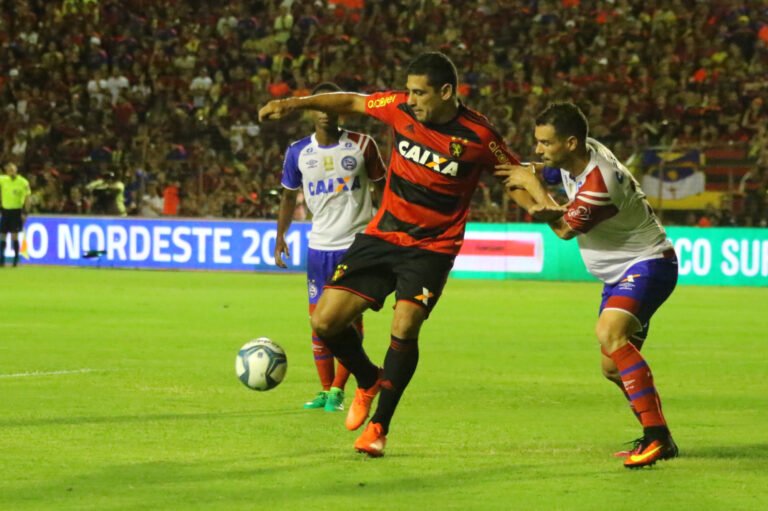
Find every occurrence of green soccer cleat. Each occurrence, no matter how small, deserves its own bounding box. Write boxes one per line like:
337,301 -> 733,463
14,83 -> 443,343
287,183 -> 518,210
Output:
303,391 -> 328,409
324,387 -> 345,412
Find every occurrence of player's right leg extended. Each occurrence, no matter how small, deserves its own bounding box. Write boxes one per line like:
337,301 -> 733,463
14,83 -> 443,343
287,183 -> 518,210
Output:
311,288 -> 380,430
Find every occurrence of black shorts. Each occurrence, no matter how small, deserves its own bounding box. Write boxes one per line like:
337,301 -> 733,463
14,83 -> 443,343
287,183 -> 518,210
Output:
325,233 -> 455,316
0,209 -> 24,234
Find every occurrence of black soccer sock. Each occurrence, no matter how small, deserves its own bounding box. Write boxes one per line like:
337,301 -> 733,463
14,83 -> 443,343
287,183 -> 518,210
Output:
0,241 -> 5,264
12,240 -> 19,259
371,336 -> 419,433
321,324 -> 379,389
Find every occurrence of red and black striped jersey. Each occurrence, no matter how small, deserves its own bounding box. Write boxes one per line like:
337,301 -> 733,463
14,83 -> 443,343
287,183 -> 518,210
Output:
364,91 -> 519,255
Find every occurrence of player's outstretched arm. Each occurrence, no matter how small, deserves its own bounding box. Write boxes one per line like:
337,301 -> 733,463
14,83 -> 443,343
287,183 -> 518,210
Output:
495,163 -> 561,214
259,92 -> 369,122
545,215 -> 578,240
274,188 -> 299,269
528,203 -> 568,223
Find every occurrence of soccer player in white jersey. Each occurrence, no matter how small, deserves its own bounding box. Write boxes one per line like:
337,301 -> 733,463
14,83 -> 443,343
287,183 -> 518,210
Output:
274,82 -> 386,412
495,102 -> 678,469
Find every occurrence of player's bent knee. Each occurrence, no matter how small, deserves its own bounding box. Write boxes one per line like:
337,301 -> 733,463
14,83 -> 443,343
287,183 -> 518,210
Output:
601,364 -> 621,382
595,324 -> 630,354
310,309 -> 340,339
391,301 -> 426,338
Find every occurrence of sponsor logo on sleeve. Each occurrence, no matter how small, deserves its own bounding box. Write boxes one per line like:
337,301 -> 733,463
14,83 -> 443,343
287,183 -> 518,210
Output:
568,205 -> 591,221
367,95 -> 397,109
488,141 -> 510,164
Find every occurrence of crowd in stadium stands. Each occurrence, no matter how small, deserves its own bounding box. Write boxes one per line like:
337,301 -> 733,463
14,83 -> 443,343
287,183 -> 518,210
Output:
1,0 -> 767,225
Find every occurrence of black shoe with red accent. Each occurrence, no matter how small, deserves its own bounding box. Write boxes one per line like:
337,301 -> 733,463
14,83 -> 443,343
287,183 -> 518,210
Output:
623,434 -> 678,469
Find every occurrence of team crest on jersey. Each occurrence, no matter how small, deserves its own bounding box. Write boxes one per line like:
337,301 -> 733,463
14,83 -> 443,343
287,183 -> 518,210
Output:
331,264 -> 348,282
397,139 -> 459,177
449,140 -> 465,158
341,156 -> 357,171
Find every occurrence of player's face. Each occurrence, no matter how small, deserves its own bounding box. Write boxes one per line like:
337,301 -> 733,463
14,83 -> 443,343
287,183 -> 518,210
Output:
4,164 -> 17,177
310,109 -> 339,131
534,124 -> 574,167
406,75 -> 450,123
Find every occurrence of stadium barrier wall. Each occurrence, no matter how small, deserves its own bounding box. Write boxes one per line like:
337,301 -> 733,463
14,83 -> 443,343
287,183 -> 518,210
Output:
10,216 -> 768,286
450,223 -> 768,287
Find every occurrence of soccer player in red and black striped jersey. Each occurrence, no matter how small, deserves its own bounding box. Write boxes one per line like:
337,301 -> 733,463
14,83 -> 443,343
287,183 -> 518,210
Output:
260,52 -> 549,457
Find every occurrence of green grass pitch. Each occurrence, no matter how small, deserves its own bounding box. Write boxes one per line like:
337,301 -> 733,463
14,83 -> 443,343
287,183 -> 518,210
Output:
1,266 -> 766,510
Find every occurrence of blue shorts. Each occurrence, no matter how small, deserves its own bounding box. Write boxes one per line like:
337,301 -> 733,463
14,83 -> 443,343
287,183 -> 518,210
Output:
599,254 -> 678,340
307,247 -> 348,306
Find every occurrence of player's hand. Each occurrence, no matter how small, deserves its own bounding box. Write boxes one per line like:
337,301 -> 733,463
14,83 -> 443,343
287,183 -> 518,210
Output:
258,99 -> 294,122
274,236 -> 290,269
529,203 -> 567,222
494,164 -> 537,190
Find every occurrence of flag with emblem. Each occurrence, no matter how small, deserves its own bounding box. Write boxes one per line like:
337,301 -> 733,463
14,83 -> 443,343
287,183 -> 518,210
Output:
640,149 -> 705,200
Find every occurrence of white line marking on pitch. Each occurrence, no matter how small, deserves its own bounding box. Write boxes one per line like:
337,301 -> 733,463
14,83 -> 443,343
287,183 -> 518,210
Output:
0,368 -> 103,379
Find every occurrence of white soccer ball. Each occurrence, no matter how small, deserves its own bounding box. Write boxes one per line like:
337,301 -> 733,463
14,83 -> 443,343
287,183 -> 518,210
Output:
235,338 -> 288,391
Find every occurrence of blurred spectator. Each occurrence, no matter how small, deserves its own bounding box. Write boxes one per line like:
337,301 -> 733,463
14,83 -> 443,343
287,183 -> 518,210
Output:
85,171 -> 126,216
162,179 -> 180,216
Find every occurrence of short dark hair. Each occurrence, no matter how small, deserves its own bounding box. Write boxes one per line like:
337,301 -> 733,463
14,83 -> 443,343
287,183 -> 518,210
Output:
311,82 -> 342,95
535,102 -> 589,143
406,51 -> 458,93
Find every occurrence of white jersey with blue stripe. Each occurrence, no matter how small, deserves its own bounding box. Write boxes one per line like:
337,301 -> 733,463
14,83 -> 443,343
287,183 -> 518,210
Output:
281,130 -> 385,250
